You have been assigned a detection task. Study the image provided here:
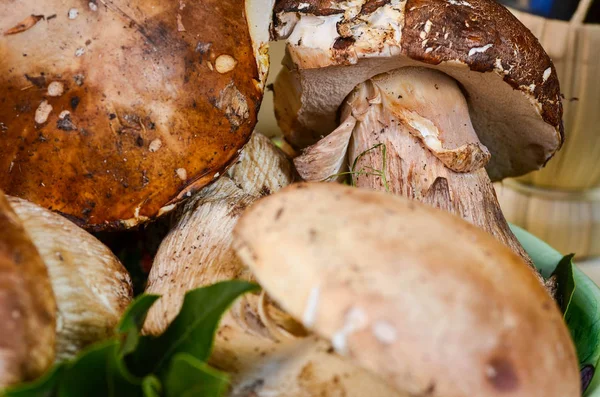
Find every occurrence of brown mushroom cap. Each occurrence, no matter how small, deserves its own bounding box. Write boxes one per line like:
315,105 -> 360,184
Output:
0,0 -> 273,230
233,183 -> 580,397
0,191 -> 55,387
8,196 -> 133,361
272,0 -> 562,180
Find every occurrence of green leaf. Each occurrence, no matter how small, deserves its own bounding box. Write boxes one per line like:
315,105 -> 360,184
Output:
163,354 -> 229,397
141,376 -> 161,397
3,363 -> 66,397
58,340 -> 141,397
552,254 -> 576,314
129,280 -> 259,376
513,225 -> 600,396
117,294 -> 160,356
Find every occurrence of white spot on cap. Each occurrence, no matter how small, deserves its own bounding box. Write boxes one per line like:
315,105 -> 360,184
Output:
543,67 -> 551,83
176,168 -> 187,181
47,81 -> 64,97
58,110 -> 70,119
298,2 -> 310,9
332,307 -> 368,355
89,2 -> 98,11
213,172 -> 220,178
425,47 -> 433,54
372,321 -> 397,344
448,0 -> 473,7
35,100 -> 52,124
468,44 -> 493,57
302,285 -> 321,327
68,8 -> 79,19
215,54 -> 238,74
529,83 -> 536,92
423,20 -> 432,35
149,138 -> 162,152
158,203 -> 176,216
75,47 -> 85,57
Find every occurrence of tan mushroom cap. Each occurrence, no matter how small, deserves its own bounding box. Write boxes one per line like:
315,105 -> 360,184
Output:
0,191 -> 55,387
233,183 -> 580,397
272,0 -> 563,180
0,0 -> 273,230
8,196 -> 133,361
144,134 -> 401,396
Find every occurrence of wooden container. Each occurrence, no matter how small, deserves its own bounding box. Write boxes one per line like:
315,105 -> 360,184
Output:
496,0 -> 600,258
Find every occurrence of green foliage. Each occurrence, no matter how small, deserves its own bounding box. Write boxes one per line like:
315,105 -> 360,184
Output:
513,225 -> 600,396
3,281 -> 258,397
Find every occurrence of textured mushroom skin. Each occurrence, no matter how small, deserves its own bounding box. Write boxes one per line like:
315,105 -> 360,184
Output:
0,191 -> 55,387
273,0 -> 562,136
233,183 -> 580,397
272,0 -> 563,180
0,0 -> 265,230
8,196 -> 133,361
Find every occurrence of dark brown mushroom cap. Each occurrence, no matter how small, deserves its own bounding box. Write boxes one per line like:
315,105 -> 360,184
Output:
0,190 -> 56,387
272,0 -> 563,180
0,0 -> 271,230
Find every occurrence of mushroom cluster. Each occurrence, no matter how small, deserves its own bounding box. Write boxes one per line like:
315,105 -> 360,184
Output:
0,0 -> 590,396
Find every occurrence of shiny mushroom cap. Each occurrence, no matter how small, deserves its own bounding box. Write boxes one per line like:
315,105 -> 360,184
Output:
0,191 -> 55,387
233,182 -> 580,397
272,0 -> 562,180
0,0 -> 274,230
8,196 -> 133,361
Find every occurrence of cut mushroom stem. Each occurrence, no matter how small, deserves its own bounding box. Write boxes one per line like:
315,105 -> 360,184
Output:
294,67 -> 535,272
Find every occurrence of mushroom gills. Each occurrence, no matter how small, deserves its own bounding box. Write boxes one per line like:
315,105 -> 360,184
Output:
294,67 -> 536,272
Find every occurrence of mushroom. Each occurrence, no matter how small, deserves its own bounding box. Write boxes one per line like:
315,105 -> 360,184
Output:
0,191 -> 55,387
8,196 -> 133,361
0,0 -> 274,230
233,182 -> 580,397
144,133 -> 400,396
272,0 -> 562,271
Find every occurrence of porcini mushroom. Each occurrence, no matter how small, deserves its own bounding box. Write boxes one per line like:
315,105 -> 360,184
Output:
8,196 -> 133,361
233,182 -> 580,397
144,133 -> 400,396
0,0 -> 274,230
0,191 -> 55,387
272,0 -> 562,268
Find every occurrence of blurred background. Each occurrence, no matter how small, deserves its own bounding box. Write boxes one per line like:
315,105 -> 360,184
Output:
256,0 -> 600,280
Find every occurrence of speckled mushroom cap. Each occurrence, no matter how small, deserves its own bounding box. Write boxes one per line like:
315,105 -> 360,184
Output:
0,0 -> 274,230
272,0 -> 563,180
233,183 -> 580,397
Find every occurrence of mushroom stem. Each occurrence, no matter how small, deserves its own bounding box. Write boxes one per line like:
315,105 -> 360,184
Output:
294,67 -> 535,271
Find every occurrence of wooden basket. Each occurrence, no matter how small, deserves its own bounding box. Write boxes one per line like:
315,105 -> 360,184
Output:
496,0 -> 600,258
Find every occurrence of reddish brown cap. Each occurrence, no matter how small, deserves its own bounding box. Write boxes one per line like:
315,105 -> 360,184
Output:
0,0 -> 273,230
272,0 -> 563,180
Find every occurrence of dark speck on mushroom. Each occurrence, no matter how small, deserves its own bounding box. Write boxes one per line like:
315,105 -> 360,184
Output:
486,357 -> 519,392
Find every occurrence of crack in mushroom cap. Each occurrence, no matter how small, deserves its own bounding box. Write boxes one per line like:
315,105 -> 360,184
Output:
272,0 -> 563,180
233,182 -> 580,397
0,0 -> 274,231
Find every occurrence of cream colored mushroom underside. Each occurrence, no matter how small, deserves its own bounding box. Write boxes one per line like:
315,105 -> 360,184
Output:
8,197 -> 132,360
233,183 -> 579,397
144,133 -> 403,396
